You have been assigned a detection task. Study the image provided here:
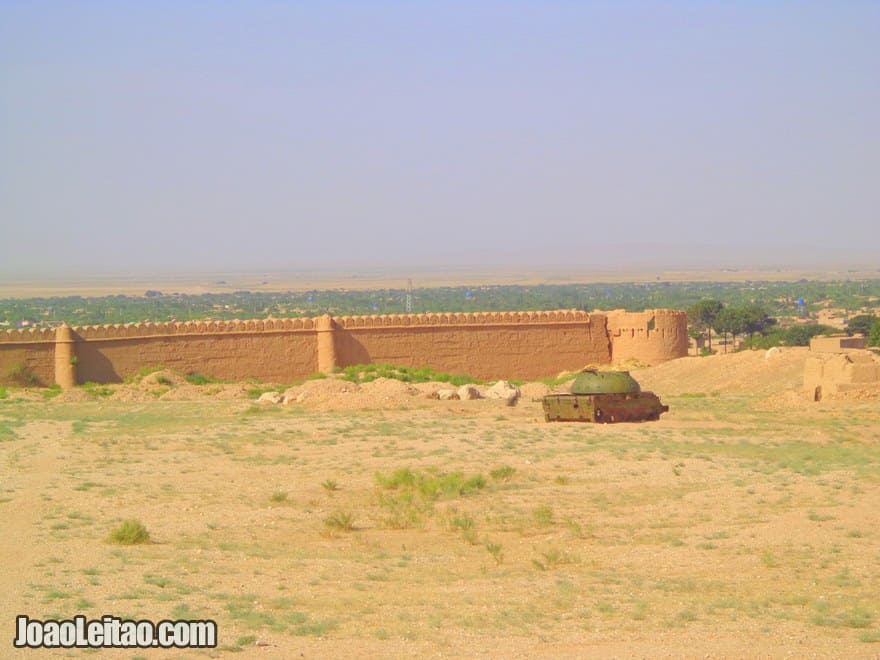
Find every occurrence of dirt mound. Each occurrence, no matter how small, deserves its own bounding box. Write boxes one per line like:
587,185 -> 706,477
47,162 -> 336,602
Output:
159,384 -> 204,400
109,388 -> 154,402
211,384 -> 251,400
632,347 -> 809,396
359,377 -> 418,398
411,381 -> 455,398
54,389 -> 98,402
138,369 -> 187,387
519,382 -> 552,400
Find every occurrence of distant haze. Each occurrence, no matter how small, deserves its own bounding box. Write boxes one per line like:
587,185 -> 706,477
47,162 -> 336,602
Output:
1,2 -> 878,276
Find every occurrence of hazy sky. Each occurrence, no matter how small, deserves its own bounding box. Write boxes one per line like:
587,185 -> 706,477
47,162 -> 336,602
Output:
1,2 -> 878,276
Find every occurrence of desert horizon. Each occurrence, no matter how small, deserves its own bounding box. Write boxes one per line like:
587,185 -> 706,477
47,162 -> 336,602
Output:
1,266 -> 879,300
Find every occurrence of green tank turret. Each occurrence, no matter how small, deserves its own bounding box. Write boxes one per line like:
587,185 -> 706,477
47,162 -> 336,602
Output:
543,369 -> 668,423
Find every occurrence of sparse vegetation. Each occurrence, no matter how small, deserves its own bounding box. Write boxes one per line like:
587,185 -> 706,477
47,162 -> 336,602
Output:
107,519 -> 151,545
323,511 -> 356,532
533,505 -> 554,526
489,465 -> 515,481
2,348 -> 880,655
125,366 -> 164,384
81,382 -> 114,397
185,372 -> 217,385
41,384 -> 62,399
375,467 -> 486,499
8,363 -> 39,386
341,363 -> 478,386
485,541 -> 504,565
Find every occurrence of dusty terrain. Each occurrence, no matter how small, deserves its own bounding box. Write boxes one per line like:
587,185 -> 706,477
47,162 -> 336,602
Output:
2,349 -> 879,658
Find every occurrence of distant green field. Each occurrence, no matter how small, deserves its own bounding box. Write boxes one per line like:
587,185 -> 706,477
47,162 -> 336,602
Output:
3,279 -> 879,327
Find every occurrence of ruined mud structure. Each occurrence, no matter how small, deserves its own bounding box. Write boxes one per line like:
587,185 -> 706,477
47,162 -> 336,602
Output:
0,309 -> 687,388
804,334 -> 880,400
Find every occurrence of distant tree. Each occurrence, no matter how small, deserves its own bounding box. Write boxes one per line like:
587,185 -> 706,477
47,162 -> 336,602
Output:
712,307 -> 735,353
869,319 -> 880,347
783,324 -> 836,346
739,304 -> 776,339
846,314 -> 877,337
687,300 -> 723,352
687,326 -> 704,355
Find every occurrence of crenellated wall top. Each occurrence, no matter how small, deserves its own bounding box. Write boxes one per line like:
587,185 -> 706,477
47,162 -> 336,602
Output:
0,309 -> 690,343
605,309 -> 688,335
0,310 -> 605,342
69,317 -> 319,340
333,309 -> 596,329
0,326 -> 57,343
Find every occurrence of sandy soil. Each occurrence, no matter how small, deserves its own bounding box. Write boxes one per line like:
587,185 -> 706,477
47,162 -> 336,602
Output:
2,351 -> 880,658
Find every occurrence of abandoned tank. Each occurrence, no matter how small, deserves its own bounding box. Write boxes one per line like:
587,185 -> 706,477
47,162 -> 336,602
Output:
542,369 -> 668,423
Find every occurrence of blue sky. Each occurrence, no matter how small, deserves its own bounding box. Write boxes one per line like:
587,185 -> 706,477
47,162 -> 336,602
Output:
1,2 -> 878,275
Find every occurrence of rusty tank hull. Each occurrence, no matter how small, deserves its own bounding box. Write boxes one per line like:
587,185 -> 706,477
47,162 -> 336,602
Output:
542,392 -> 668,423
542,369 -> 668,423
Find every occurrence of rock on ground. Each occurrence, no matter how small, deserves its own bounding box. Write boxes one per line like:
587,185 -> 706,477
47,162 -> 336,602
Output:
258,391 -> 283,404
485,380 -> 520,405
457,385 -> 482,400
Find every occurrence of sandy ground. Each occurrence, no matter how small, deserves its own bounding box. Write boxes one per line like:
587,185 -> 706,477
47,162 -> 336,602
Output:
2,350 -> 880,658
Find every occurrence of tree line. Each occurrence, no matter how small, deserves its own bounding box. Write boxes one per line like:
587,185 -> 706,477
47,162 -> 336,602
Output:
687,300 -> 880,352
2,280 -> 879,335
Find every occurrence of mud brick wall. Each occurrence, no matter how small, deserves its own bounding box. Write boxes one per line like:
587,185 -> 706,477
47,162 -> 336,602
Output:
333,311 -> 611,380
70,320 -> 319,384
0,310 -> 688,386
0,328 -> 56,386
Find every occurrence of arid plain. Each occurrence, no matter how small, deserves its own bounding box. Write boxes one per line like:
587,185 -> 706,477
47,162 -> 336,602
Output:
2,267 -> 878,299
2,347 -> 879,658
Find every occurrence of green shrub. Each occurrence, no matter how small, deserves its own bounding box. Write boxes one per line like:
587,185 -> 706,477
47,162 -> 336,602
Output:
741,324 -> 836,349
107,519 -> 151,545
324,512 -> 356,532
341,364 -> 478,386
125,366 -> 164,384
184,372 -> 216,385
41,384 -> 63,399
870,320 -> 880,347
490,465 -> 516,481
81,382 -> 114,398
8,363 -> 39,386
375,467 -> 486,499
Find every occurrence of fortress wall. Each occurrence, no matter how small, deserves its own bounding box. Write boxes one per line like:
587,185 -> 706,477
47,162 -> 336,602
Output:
333,311 -> 611,380
605,309 -> 689,365
71,320 -> 318,383
0,328 -> 56,386
0,309 -> 686,387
